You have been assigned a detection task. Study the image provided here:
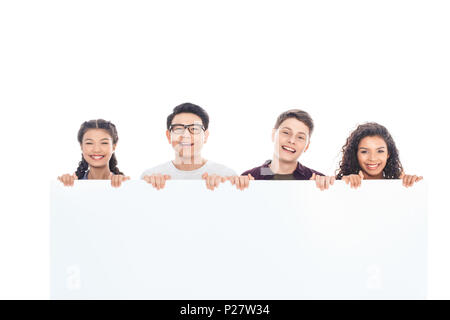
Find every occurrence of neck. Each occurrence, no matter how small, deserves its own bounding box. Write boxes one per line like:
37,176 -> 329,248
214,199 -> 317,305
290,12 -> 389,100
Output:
270,157 -> 298,175
362,171 -> 383,180
172,155 -> 207,171
88,166 -> 111,180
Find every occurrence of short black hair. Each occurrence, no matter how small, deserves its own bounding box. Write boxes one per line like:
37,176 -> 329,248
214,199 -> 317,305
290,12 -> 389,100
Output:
166,103 -> 210,130
274,109 -> 314,135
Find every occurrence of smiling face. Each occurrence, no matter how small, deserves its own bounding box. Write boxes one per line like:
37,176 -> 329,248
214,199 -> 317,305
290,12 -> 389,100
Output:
272,118 -> 310,164
81,129 -> 116,169
357,135 -> 390,179
166,112 -> 209,161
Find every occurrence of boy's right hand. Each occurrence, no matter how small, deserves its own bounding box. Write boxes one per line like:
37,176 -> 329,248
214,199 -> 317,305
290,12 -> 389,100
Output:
342,170 -> 364,189
57,173 -> 78,187
143,174 -> 171,190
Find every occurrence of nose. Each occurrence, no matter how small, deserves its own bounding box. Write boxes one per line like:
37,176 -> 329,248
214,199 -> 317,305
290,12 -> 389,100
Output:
93,144 -> 101,152
287,134 -> 296,144
180,131 -> 192,143
182,129 -> 191,138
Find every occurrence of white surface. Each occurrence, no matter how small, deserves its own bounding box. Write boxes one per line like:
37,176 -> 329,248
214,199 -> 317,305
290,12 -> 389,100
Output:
0,1 -> 448,299
51,180 -> 427,299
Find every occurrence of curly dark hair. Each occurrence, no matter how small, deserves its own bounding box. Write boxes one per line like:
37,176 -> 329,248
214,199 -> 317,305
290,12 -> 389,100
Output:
336,122 -> 403,179
75,119 -> 124,179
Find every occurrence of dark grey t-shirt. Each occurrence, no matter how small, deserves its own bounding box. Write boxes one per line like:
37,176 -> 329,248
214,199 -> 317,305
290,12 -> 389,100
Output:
273,173 -> 296,180
242,160 -> 324,180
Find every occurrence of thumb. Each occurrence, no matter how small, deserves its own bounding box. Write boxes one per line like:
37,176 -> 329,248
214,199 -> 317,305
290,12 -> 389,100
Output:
164,175 -> 171,180
201,172 -> 208,180
248,174 -> 255,180
310,173 -> 316,180
73,173 -> 78,180
358,170 -> 364,179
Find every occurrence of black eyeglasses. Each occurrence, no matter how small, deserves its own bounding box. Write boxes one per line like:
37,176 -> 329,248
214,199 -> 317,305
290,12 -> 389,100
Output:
169,124 -> 205,135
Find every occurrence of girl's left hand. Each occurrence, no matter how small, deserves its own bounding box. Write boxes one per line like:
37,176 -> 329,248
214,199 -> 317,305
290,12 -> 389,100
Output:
110,173 -> 131,188
400,172 -> 423,187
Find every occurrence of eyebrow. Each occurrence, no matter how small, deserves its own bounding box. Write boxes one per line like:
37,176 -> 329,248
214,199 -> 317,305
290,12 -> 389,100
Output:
171,123 -> 203,126
84,138 -> 111,141
359,146 -> 386,149
280,127 -> 307,135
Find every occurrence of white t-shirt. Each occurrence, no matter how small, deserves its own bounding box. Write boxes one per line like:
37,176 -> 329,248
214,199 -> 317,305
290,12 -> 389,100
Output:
140,160 -> 237,180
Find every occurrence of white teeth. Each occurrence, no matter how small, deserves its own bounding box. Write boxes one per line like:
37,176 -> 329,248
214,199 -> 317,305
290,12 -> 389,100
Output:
282,146 -> 295,153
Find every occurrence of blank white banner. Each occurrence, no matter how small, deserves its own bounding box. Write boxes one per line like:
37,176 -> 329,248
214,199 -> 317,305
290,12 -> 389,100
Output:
50,180 -> 427,299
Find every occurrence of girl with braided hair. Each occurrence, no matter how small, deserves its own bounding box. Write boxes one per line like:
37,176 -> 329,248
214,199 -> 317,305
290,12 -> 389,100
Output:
336,122 -> 422,188
58,119 -> 129,187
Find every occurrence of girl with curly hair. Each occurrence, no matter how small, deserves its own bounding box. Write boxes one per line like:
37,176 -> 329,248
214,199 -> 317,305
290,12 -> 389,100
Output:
336,122 -> 422,188
58,119 -> 129,187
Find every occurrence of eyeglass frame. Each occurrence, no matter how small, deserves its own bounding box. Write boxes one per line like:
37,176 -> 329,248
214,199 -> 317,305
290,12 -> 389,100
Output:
169,123 -> 206,135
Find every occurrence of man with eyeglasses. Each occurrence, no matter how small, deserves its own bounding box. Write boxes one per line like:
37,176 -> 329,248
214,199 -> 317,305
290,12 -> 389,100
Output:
141,103 -> 252,190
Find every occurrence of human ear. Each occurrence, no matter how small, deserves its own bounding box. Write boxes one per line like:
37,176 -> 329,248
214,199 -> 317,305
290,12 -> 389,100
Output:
271,129 -> 276,142
304,140 -> 310,152
204,130 -> 209,144
112,144 -> 117,152
166,130 -> 171,144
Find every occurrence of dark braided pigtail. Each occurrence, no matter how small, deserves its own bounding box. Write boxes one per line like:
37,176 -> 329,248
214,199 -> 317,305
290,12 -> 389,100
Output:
109,153 -> 123,176
75,155 -> 89,179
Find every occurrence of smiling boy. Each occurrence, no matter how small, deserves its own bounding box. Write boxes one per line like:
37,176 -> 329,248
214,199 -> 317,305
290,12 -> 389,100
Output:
242,109 -> 335,190
141,103 -> 245,190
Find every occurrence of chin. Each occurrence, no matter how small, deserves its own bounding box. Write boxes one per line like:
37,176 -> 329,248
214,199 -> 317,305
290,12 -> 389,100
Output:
279,156 -> 298,163
365,171 -> 383,179
88,162 -> 108,168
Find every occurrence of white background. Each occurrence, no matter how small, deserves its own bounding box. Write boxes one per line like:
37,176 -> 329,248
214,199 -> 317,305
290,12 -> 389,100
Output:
0,0 -> 448,299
